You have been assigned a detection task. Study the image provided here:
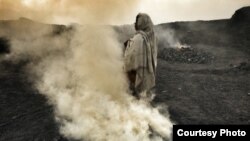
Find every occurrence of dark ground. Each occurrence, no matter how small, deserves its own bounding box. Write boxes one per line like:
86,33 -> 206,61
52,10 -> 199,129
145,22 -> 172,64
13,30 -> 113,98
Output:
152,7 -> 250,124
0,61 -> 63,141
0,6 -> 250,141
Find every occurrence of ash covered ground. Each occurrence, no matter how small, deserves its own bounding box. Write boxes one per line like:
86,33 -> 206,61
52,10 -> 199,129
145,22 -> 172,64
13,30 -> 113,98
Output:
0,7 -> 250,141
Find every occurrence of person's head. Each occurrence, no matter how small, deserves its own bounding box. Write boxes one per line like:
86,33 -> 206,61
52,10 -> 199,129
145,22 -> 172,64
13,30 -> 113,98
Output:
135,13 -> 154,33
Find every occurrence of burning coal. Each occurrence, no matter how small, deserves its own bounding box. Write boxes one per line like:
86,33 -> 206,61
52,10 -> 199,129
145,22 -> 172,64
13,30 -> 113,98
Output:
174,42 -> 191,49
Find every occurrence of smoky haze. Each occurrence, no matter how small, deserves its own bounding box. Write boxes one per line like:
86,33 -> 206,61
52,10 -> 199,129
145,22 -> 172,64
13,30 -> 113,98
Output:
34,26 -> 173,141
0,0 -> 140,24
138,0 -> 250,24
0,0 -> 173,141
1,0 -> 250,24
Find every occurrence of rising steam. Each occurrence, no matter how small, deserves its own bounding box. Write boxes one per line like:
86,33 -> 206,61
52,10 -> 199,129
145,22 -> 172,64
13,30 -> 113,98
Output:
1,0 -> 173,141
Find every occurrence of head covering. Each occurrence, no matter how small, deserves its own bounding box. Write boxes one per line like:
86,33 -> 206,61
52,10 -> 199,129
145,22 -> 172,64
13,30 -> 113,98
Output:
135,13 -> 155,43
135,13 -> 154,33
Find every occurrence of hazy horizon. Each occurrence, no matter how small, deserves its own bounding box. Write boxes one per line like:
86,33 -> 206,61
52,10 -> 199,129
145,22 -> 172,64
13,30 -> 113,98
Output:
0,0 -> 250,25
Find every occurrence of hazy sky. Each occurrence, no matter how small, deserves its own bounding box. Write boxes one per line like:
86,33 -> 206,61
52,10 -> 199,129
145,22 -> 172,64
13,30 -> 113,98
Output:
0,0 -> 250,25
139,0 -> 250,23
137,0 -> 250,24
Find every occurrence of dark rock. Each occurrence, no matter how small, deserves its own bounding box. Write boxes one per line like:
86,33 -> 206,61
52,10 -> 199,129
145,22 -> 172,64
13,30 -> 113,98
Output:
231,6 -> 250,24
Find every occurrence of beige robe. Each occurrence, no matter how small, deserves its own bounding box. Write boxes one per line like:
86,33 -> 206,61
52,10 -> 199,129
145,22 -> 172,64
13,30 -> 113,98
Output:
124,32 -> 157,93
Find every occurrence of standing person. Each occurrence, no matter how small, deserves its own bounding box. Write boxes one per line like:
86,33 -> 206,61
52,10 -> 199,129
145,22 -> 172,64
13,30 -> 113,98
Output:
124,13 -> 157,99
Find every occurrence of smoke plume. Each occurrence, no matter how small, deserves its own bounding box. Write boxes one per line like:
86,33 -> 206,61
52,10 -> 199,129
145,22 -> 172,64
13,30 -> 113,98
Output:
32,25 -> 172,141
0,0 -> 140,24
1,0 -> 173,141
155,27 -> 179,48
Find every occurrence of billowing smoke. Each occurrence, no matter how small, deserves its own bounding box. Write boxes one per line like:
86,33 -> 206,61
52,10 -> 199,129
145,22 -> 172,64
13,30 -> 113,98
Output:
0,0 -> 140,24
1,0 -> 173,141
32,26 -> 172,141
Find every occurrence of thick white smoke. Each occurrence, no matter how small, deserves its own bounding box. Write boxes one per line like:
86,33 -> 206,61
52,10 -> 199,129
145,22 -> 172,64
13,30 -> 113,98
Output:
1,23 -> 173,140
33,26 -> 173,141
1,0 -> 173,140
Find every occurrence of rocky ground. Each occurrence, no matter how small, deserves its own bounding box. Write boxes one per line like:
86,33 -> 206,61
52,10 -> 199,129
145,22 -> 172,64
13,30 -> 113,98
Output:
0,6 -> 250,141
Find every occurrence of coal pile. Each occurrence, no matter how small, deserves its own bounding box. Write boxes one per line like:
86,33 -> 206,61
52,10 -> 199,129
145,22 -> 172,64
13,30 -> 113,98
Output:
158,47 -> 215,64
